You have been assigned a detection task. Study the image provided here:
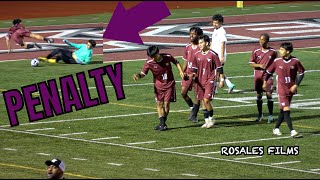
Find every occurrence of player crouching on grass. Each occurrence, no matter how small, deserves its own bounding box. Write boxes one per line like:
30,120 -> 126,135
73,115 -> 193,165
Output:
38,39 -> 96,65
5,18 -> 54,53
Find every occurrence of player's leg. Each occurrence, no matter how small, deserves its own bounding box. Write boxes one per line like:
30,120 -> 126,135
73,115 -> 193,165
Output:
154,90 -> 167,131
273,95 -> 285,136
265,75 -> 274,123
46,48 -> 74,63
202,83 -> 215,128
224,74 -> 235,94
29,33 -> 54,43
283,96 -> 299,137
254,71 -> 263,122
256,92 -> 263,122
181,81 -> 194,111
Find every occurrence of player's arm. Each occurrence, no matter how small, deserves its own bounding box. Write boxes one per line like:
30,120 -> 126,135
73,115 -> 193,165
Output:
5,34 -> 11,53
291,62 -> 305,93
174,61 -> 184,78
133,72 -> 146,81
220,41 -> 226,64
63,39 -> 82,49
217,66 -> 225,88
249,62 -> 264,69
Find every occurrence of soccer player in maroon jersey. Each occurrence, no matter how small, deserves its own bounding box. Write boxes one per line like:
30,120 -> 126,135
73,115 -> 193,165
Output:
263,42 -> 305,137
249,33 -> 277,123
191,35 -> 224,128
181,26 -> 203,123
133,45 -> 184,131
5,18 -> 54,53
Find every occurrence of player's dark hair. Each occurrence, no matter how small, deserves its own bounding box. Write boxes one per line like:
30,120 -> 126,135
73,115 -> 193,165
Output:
198,34 -> 211,45
147,45 -> 159,58
280,42 -> 293,53
189,26 -> 203,36
12,18 -> 22,25
261,33 -> 270,42
88,39 -> 96,48
212,14 -> 224,23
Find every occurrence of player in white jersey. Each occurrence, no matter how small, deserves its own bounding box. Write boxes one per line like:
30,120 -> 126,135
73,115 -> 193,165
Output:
210,14 -> 235,94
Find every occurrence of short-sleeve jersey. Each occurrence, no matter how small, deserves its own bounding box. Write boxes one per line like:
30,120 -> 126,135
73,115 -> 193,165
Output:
211,26 -> 227,60
194,50 -> 222,87
182,43 -> 200,74
141,53 -> 179,91
7,23 -> 27,38
266,56 -> 305,96
249,47 -> 277,70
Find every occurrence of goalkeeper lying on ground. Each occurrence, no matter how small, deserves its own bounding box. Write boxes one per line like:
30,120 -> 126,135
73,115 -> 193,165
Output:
39,39 -> 96,65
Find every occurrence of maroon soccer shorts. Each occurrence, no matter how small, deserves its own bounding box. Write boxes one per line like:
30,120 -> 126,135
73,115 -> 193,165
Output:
154,85 -> 176,102
277,95 -> 293,109
194,81 -> 216,101
11,29 -> 31,46
181,78 -> 194,91
254,70 -> 273,93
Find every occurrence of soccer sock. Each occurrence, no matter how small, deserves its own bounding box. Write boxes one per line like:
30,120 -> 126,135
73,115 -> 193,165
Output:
267,99 -> 274,116
283,111 -> 293,131
275,109 -> 284,129
159,116 -> 165,125
257,99 -> 263,116
26,44 -> 35,49
203,109 -> 209,119
56,56 -> 62,62
193,104 -> 200,117
185,98 -> 194,108
43,37 -> 49,42
164,116 -> 167,123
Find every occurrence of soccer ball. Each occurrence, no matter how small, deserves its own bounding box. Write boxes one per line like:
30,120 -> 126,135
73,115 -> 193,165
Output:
31,58 -> 40,67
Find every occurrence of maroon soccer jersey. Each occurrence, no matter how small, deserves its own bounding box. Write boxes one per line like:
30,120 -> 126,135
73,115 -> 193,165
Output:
183,43 -> 200,74
249,47 -> 277,70
194,50 -> 222,87
266,57 -> 305,96
141,53 -> 178,91
8,23 -> 27,38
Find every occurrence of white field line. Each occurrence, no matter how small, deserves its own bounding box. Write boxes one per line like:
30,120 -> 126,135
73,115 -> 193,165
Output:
37,153 -> 51,156
59,132 -> 87,136
162,136 -> 291,150
196,151 -> 221,155
107,163 -> 123,166
234,156 -> 263,160
181,173 -> 198,177
143,168 -> 160,172
91,137 -> 120,141
126,141 -> 156,145
3,148 -> 17,151
270,161 -> 301,165
72,158 -> 87,161
310,169 -> 320,171
1,128 -> 319,175
26,128 -> 55,132
1,97 -> 319,128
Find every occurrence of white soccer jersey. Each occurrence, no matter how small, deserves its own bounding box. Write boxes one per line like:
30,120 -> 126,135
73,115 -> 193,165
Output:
211,26 -> 227,61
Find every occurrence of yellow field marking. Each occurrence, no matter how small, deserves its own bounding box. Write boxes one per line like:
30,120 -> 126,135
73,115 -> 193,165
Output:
0,162 -> 99,179
294,124 -> 320,130
295,50 -> 320,54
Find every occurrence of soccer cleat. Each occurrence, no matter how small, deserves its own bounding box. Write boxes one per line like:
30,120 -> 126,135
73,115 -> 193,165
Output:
273,128 -> 282,136
38,57 -> 48,62
34,43 -> 42,49
206,119 -> 215,129
154,124 -> 167,131
228,83 -> 235,94
290,130 -> 299,137
189,115 -> 198,123
47,38 -> 54,43
201,119 -> 209,128
267,115 -> 274,124
256,115 -> 263,122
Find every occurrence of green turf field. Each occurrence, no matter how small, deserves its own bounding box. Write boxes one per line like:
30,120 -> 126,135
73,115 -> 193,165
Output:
0,48 -> 319,179
1,2 -> 320,179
